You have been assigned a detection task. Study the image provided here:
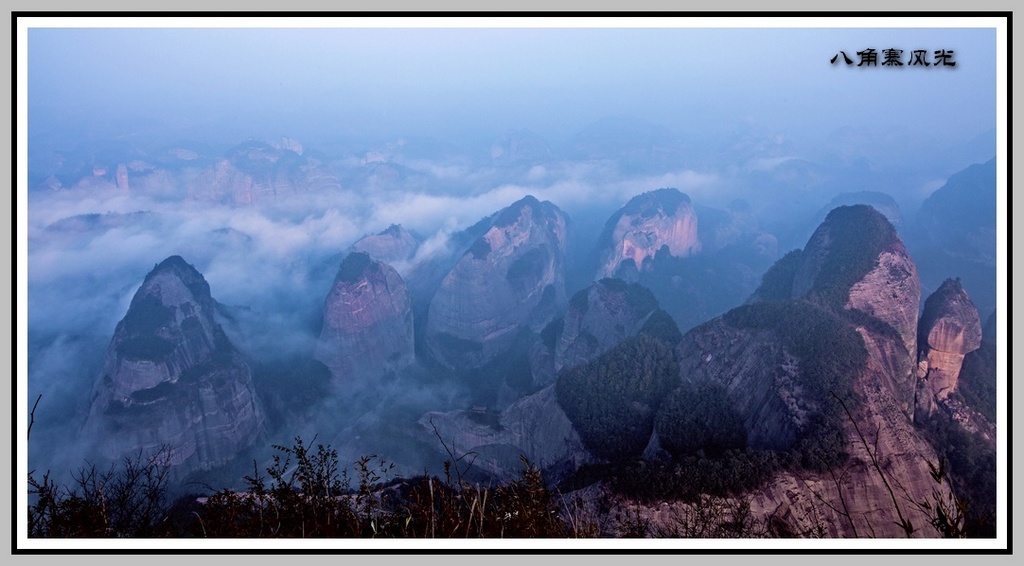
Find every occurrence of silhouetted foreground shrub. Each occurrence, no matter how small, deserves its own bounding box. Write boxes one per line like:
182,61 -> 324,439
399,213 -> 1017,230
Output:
29,437 -> 582,538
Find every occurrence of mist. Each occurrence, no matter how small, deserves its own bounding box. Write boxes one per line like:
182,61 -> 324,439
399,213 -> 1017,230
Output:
21,20 -> 1000,492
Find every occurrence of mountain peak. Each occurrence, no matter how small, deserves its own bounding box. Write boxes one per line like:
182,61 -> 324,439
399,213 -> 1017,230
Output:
792,204 -> 900,306
595,188 -> 700,279
86,256 -> 265,479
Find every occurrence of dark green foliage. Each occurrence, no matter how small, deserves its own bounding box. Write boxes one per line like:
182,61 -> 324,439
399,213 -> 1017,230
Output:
808,205 -> 898,309
565,450 -> 781,505
568,286 -> 590,314
753,249 -> 803,301
638,309 -> 682,345
506,245 -> 549,289
335,251 -> 372,283
467,237 -> 492,260
919,415 -> 997,537
252,358 -> 332,426
117,290 -> 178,361
556,335 -> 680,461
841,308 -> 904,347
540,317 -> 564,350
478,334 -> 534,394
597,277 -> 660,314
620,188 -> 688,219
196,437 -> 361,537
193,439 -> 572,538
723,300 -> 864,469
117,334 -> 177,360
957,340 -> 997,422
636,248 -> 771,334
655,385 -> 746,458
151,256 -> 212,300
494,195 -> 541,227
120,293 -> 173,336
28,449 -> 172,537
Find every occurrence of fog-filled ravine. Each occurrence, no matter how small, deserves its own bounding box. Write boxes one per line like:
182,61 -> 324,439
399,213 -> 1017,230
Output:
22,24 -> 1001,539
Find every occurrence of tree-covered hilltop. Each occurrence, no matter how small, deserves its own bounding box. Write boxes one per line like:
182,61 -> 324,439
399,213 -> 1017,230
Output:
556,334 -> 679,461
801,204 -> 901,310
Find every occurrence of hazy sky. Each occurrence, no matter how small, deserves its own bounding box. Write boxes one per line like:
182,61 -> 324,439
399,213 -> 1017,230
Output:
26,23 -> 997,149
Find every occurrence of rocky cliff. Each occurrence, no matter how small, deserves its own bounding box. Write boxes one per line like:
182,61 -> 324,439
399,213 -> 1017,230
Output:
419,385 -> 589,482
915,278 -> 983,419
314,252 -> 415,386
595,188 -> 700,280
668,206 -> 954,537
189,139 -> 340,204
780,205 -> 921,413
85,256 -> 266,478
554,279 -> 659,374
349,224 -> 421,266
424,195 -> 569,370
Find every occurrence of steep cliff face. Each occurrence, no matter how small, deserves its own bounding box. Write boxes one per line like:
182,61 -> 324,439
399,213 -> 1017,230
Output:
349,224 -> 420,266
419,385 -> 589,482
314,252 -> 415,386
675,304 -> 949,538
189,139 -> 340,204
677,319 -> 805,451
425,196 -> 569,370
85,256 -> 265,478
554,279 -> 658,373
667,207 -> 953,537
783,205 -> 921,413
915,278 -> 983,418
595,188 -> 700,280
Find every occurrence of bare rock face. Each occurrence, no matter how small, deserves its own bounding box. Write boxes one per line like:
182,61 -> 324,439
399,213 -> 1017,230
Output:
350,224 -> 420,266
85,256 -> 265,478
314,252 -> 414,386
845,242 -> 921,358
595,188 -> 700,280
555,278 -> 659,374
425,195 -> 568,370
419,385 -> 589,482
915,278 -> 983,417
190,140 -> 340,204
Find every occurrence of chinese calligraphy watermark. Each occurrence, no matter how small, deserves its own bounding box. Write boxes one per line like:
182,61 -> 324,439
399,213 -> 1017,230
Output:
831,49 -> 957,67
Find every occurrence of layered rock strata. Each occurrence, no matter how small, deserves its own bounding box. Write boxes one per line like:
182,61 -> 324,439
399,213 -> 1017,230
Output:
314,252 -> 415,385
425,195 -> 568,370
595,188 -> 700,279
85,256 -> 265,478
915,278 -> 983,418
